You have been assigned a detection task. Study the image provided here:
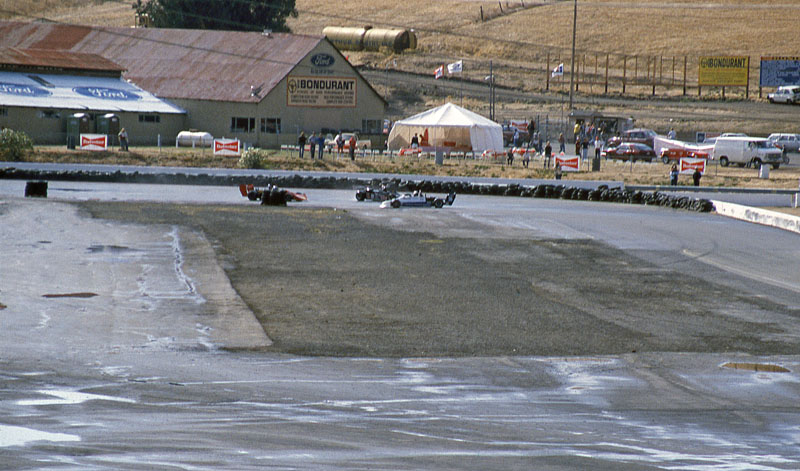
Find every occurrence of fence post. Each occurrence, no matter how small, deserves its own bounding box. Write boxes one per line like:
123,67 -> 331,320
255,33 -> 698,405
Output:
746,56 -> 750,99
546,51 -> 550,91
604,54 -> 609,93
683,56 -> 687,96
653,56 -> 658,96
623,55 -> 627,94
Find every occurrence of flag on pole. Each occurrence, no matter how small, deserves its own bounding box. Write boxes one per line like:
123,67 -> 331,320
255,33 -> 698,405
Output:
447,60 -> 463,74
551,63 -> 564,77
434,65 -> 444,79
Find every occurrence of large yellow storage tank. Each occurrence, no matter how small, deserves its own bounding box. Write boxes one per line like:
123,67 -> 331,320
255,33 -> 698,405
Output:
322,26 -> 370,51
363,28 -> 417,53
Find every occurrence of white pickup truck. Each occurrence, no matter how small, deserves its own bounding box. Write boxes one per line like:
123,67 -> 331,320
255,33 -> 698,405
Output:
325,133 -> 371,152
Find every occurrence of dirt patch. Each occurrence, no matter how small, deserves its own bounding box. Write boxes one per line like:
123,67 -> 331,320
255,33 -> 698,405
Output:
77,201 -> 799,357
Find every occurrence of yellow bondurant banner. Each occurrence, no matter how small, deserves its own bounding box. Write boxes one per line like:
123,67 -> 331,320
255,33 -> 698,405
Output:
698,56 -> 750,86
286,76 -> 357,107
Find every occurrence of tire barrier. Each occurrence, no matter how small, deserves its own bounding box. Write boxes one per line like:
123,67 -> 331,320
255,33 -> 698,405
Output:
0,168 -> 714,212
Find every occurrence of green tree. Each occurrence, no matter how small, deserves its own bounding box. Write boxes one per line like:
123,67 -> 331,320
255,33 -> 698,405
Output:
0,128 -> 34,162
133,0 -> 297,32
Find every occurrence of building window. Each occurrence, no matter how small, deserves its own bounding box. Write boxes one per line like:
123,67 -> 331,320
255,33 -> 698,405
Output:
260,117 -> 281,134
0,107 -> 8,116
231,117 -> 255,133
37,110 -> 60,119
362,119 -> 381,134
139,114 -> 161,123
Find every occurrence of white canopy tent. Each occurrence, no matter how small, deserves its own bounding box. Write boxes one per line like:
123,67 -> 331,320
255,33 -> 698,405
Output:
387,102 -> 504,153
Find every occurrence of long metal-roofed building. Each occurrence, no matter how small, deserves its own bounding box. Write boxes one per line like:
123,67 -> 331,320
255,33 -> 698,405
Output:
0,21 -> 387,148
0,46 -> 186,145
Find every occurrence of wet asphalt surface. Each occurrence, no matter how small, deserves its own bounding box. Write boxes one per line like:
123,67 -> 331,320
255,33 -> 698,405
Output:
1,179 -> 799,470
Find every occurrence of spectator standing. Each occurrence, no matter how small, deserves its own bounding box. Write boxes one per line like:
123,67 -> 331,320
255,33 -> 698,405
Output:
317,132 -> 325,159
506,148 -> 514,166
513,129 -> 520,148
309,132 -> 316,159
554,163 -> 563,180
692,168 -> 702,186
349,135 -> 356,160
669,163 -> 679,185
522,148 -> 530,168
668,128 -> 677,140
298,131 -> 307,158
581,136 -> 589,162
573,121 -> 581,141
575,139 -> 581,158
558,133 -> 565,153
594,135 -> 603,159
544,141 -> 553,168
411,133 -> 419,149
117,128 -> 129,151
334,132 -> 343,157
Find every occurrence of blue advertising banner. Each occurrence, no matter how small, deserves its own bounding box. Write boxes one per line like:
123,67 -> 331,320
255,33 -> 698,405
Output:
760,57 -> 800,87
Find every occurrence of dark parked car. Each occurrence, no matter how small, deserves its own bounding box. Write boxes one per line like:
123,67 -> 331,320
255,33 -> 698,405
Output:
604,128 -> 658,150
502,125 -> 530,147
601,143 -> 656,162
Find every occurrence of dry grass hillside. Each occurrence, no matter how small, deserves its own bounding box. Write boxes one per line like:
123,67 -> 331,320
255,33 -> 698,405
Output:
8,1 -> 798,98
6,1 -> 798,59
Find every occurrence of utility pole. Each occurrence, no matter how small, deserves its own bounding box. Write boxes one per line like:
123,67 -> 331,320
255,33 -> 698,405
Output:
568,0 -> 577,110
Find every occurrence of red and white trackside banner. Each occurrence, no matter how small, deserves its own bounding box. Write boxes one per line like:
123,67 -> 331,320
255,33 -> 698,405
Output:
555,155 -> 579,171
213,138 -> 241,156
80,134 -> 107,151
680,157 -> 706,174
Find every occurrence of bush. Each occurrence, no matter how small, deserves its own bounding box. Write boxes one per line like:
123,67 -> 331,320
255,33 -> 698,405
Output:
238,147 -> 268,169
0,128 -> 34,161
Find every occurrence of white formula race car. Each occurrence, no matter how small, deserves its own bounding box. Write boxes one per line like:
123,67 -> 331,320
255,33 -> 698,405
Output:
380,191 -> 456,209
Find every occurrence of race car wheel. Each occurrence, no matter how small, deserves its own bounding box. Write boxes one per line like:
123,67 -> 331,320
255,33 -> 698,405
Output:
391,200 -> 401,208
772,163 -> 780,170
434,199 -> 444,208
355,192 -> 365,201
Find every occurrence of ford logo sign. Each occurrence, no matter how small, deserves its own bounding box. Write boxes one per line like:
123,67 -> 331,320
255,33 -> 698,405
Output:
311,53 -> 335,68
0,82 -> 51,97
74,86 -> 141,101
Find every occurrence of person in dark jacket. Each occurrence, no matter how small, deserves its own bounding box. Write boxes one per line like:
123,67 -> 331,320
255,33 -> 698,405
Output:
298,132 -> 307,158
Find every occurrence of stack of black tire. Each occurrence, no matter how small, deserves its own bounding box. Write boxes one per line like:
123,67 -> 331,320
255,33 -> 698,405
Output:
400,181 -> 714,213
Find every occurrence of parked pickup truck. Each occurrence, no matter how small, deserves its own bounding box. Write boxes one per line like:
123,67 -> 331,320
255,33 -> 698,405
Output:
325,132 -> 371,152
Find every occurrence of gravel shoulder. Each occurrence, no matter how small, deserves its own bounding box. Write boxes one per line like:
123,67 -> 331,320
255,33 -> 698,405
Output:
78,201 -> 799,358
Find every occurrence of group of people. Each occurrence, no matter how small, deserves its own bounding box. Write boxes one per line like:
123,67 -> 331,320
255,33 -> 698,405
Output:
670,163 -> 702,186
297,131 -> 357,160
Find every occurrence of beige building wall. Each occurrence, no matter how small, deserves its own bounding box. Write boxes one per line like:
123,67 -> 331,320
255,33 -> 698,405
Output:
0,106 -> 185,146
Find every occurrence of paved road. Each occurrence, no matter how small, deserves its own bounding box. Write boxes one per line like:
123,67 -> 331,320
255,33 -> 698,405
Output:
1,181 -> 799,470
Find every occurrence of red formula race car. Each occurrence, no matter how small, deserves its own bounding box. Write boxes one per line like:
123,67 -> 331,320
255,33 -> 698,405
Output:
239,184 -> 307,206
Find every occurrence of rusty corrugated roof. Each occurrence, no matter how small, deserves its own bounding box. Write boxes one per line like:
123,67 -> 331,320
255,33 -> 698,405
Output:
0,47 -> 124,73
0,21 -> 324,103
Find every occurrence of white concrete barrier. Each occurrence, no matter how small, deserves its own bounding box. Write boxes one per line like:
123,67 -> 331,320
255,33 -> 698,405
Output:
712,200 -> 800,235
